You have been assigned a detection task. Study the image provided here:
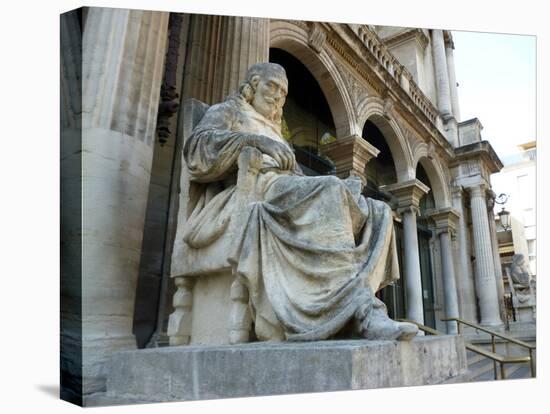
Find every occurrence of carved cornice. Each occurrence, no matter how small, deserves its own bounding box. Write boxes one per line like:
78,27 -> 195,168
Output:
326,33 -> 386,96
451,141 -> 503,174
382,28 -> 429,50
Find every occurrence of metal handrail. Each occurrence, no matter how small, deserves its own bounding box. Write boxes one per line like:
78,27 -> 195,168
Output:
442,316 -> 536,378
399,319 -> 535,380
441,317 -> 535,350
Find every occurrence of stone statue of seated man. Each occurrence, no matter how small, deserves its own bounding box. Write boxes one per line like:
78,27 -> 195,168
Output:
175,62 -> 418,343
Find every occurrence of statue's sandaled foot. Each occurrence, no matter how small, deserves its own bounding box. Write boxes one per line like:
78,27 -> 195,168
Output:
362,317 -> 418,341
358,299 -> 418,341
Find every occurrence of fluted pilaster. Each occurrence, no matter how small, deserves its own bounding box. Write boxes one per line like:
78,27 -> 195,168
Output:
468,185 -> 502,325
213,17 -> 270,102
451,187 -> 477,322
184,15 -> 270,104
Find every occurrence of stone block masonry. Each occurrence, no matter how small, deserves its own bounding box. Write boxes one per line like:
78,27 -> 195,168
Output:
102,336 -> 467,405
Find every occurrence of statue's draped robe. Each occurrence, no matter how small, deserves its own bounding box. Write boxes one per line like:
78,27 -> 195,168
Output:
180,94 -> 399,341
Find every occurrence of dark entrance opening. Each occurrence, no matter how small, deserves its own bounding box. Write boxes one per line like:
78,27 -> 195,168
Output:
269,48 -> 336,176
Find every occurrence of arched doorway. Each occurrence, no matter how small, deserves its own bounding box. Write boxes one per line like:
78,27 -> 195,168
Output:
270,48 -> 336,175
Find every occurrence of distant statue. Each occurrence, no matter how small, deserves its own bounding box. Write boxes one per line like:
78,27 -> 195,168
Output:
510,254 -> 531,287
510,253 -> 534,293
177,62 -> 417,342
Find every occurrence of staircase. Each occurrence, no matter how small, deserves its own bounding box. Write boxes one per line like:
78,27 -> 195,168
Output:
467,348 -> 533,381
402,317 -> 536,383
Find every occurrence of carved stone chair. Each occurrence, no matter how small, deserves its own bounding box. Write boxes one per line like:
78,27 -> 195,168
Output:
167,99 -> 261,346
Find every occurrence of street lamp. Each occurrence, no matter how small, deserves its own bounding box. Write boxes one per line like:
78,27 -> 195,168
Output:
495,193 -> 511,231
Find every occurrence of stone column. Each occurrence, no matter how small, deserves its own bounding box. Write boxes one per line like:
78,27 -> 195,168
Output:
488,208 -> 506,320
451,187 -> 477,322
61,9 -> 83,404
467,184 -> 502,325
81,8 -> 169,394
320,135 -> 380,185
431,29 -> 453,119
184,15 -> 270,104
382,180 -> 430,325
428,208 -> 461,334
445,35 -> 461,122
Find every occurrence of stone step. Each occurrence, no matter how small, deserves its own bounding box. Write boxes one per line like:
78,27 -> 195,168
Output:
468,358 -> 533,382
505,362 -> 532,380
466,352 -> 486,366
469,358 -> 497,381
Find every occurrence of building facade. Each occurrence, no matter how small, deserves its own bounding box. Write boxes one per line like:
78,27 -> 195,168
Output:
492,141 -> 537,277
61,7 -> 514,400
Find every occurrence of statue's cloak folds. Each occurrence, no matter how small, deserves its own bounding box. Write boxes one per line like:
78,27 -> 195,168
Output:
175,95 -> 399,341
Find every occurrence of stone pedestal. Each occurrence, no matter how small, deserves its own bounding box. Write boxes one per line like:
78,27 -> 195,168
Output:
99,336 -> 467,405
320,134 -> 380,185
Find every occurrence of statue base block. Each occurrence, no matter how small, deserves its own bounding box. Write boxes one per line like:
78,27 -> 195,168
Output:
102,336 -> 467,405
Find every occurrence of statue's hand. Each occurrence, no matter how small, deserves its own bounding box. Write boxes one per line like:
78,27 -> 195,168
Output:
245,135 -> 296,171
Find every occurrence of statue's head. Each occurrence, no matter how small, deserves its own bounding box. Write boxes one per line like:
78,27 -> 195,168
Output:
513,253 -> 525,265
239,63 -> 288,123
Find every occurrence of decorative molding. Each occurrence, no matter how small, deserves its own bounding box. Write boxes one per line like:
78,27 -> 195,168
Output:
382,28 -> 429,50
308,22 -> 327,53
326,35 -> 386,96
332,60 -> 370,118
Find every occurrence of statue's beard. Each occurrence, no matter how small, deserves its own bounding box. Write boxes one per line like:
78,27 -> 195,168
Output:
252,96 -> 281,123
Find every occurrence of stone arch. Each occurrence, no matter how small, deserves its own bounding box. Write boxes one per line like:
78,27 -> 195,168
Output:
360,97 -> 414,182
413,149 -> 451,208
270,21 -> 357,138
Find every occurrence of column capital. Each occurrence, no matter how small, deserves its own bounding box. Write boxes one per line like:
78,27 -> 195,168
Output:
465,183 -> 488,198
451,185 -> 465,198
381,179 -> 430,210
320,134 -> 380,184
397,205 -> 420,217
427,207 -> 460,238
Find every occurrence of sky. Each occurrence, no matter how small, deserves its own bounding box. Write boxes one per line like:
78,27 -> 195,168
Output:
451,30 -> 536,158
